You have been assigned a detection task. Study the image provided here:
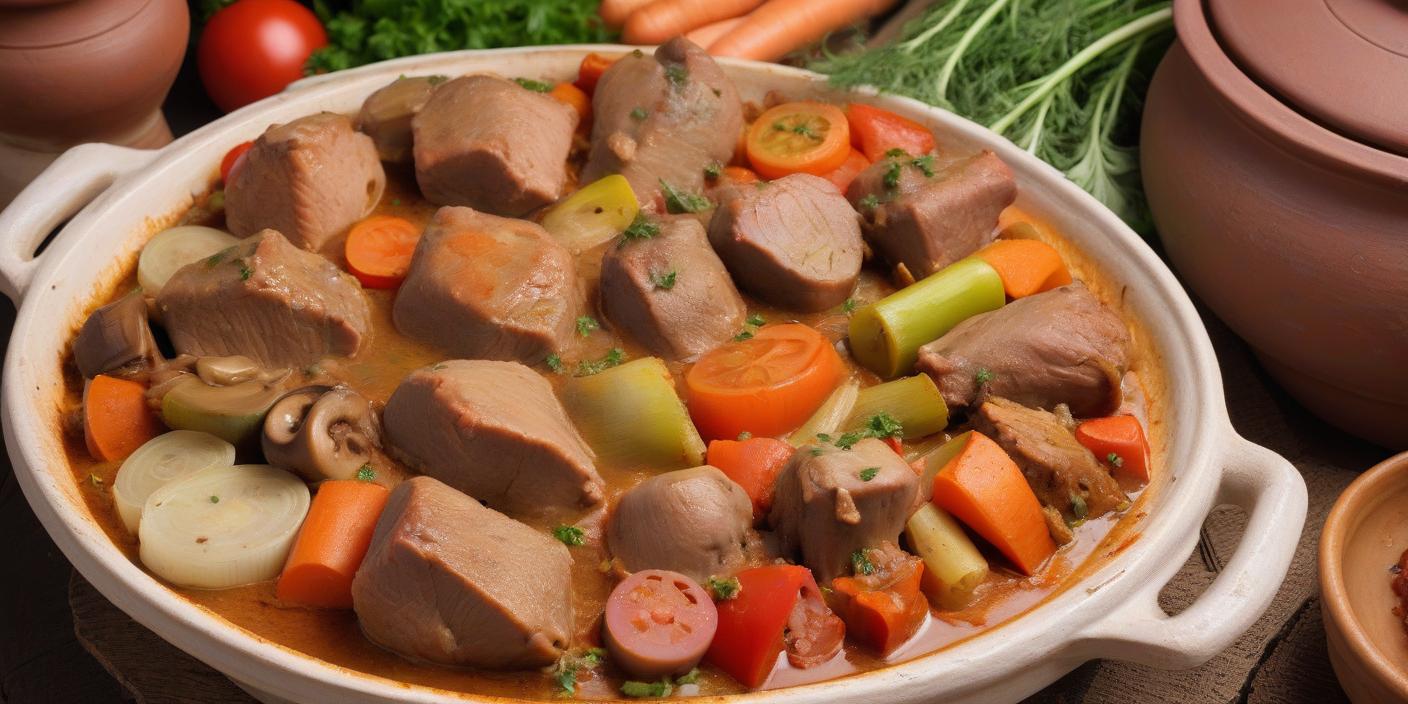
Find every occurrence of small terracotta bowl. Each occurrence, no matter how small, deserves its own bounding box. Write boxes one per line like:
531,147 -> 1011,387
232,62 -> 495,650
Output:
1320,451 -> 1408,703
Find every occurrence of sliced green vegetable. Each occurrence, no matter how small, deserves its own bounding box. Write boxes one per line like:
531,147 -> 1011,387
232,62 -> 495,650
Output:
787,377 -> 860,447
540,175 -> 640,253
905,502 -> 989,610
563,357 -> 705,470
138,226 -> 240,296
843,374 -> 949,440
848,257 -> 1006,377
160,377 -> 281,447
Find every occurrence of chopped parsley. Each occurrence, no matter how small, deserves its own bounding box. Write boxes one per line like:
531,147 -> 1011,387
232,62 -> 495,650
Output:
1106,452 -> 1124,468
732,330 -> 754,342
576,316 -> 599,337
545,354 -> 564,373
630,106 -> 648,121
576,348 -> 625,376
911,154 -> 935,177
703,161 -> 723,180
859,467 -> 879,482
707,576 -> 741,601
791,122 -> 820,140
884,148 -> 909,158
234,259 -> 253,281
622,679 -> 673,698
859,194 -> 880,210
809,446 -> 825,456
664,63 -> 689,88
815,433 -> 832,442
620,213 -> 660,245
553,525 -> 585,546
834,412 -> 904,450
883,160 -> 904,190
659,179 -> 711,214
676,668 -> 701,685
204,246 -> 234,267
850,548 -> 875,576
513,77 -> 553,92
1071,493 -> 1089,520
842,297 -> 858,313
355,464 -> 376,482
649,269 -> 677,290
631,49 -> 645,58
553,648 -> 605,698
746,313 -> 766,327
209,495 -> 220,504
975,368 -> 995,386
737,431 -> 752,441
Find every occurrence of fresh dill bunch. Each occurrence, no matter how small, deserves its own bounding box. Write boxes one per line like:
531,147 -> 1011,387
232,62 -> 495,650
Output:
814,0 -> 1173,235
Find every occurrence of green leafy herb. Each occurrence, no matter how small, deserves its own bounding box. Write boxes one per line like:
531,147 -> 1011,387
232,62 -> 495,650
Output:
858,194 -> 880,210
356,464 -> 376,482
859,467 -> 879,481
659,179 -> 712,214
810,446 -> 825,456
209,495 -> 220,504
865,412 -> 904,439
676,668 -> 701,685
204,246 -> 235,268
664,63 -> 689,87
746,313 -> 766,327
553,525 -> 585,546
1071,493 -> 1089,520
883,160 -> 904,190
884,147 -> 909,158
546,354 -> 565,373
815,432 -> 832,442
911,154 -> 935,177
553,648 -> 605,698
649,269 -> 677,290
621,679 -> 673,698
621,213 -> 660,245
576,316 -> 599,337
851,548 -> 876,576
704,162 -> 723,180
707,576 -> 742,601
842,297 -> 858,313
305,0 -> 616,75
737,431 -> 753,441
576,348 -> 625,376
733,330 -> 755,342
1106,452 -> 1124,468
815,0 -> 1173,234
975,368 -> 995,386
630,106 -> 649,121
792,122 -> 820,139
513,77 -> 553,92
236,259 -> 253,281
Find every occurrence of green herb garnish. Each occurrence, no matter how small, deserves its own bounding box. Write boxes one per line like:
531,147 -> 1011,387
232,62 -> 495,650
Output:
975,368 -> 995,386
576,316 -> 599,337
546,354 -> 565,373
620,213 -> 660,245
204,246 -> 235,268
514,77 -> 553,92
911,154 -> 935,177
576,348 -> 625,376
664,63 -> 688,87
737,431 -> 752,441
859,194 -> 880,210
676,668 -> 700,685
356,464 -> 376,482
426,74 -> 449,85
621,679 -> 673,698
883,160 -> 904,190
746,313 -> 766,327
884,148 -> 909,158
1071,493 -> 1089,520
553,525 -> 585,546
630,106 -> 648,121
209,495 -> 220,504
704,162 -> 722,180
1107,452 -> 1124,468
732,330 -> 754,342
707,576 -> 741,601
851,548 -> 875,576
842,297 -> 858,313
553,648 -> 605,698
649,269 -> 677,290
859,467 -> 879,481
659,179 -> 711,214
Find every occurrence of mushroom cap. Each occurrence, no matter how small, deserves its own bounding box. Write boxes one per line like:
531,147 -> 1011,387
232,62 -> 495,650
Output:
261,385 -> 378,481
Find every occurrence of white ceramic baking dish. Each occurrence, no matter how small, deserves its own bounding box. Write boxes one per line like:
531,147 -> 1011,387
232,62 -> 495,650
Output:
0,46 -> 1306,704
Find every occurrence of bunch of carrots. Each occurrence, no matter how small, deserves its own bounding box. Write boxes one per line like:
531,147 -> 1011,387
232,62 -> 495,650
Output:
600,0 -> 900,61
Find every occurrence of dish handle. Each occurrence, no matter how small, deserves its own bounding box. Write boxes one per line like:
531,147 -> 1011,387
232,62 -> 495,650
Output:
0,143 -> 157,303
1076,434 -> 1307,668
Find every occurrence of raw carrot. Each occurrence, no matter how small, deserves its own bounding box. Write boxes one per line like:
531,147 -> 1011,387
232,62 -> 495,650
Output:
722,165 -> 760,184
344,215 -> 421,289
688,16 -> 745,48
846,103 -> 937,162
973,238 -> 1073,299
599,0 -> 656,28
550,82 -> 592,124
277,480 -> 390,609
84,375 -> 162,462
574,53 -> 617,94
1075,415 -> 1151,482
829,555 -> 927,655
706,437 -> 795,519
821,148 -> 870,192
931,431 -> 1055,575
623,0 -> 765,45
709,0 -> 901,62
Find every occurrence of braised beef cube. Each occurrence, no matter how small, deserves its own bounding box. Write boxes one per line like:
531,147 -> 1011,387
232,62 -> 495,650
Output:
600,217 -> 746,359
392,206 -> 585,364
412,75 -> 577,216
382,360 -> 603,517
972,397 -> 1127,524
708,173 -> 863,312
74,290 -> 160,378
606,465 -> 757,584
155,229 -> 371,368
769,439 -> 919,582
356,75 -> 441,163
226,113 -> 385,251
916,282 -> 1130,417
583,38 -> 742,209
847,150 -> 1015,279
352,476 -> 573,669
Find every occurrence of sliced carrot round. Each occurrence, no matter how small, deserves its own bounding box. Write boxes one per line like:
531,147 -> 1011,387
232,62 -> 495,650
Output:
344,215 -> 421,289
746,102 -> 851,180
685,324 -> 844,441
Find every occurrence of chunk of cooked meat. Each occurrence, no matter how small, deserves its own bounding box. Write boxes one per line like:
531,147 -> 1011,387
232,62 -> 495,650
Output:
972,397 -> 1127,523
356,75 -> 441,163
382,360 -> 603,518
599,216 -> 746,359
73,290 -> 159,378
155,229 -> 371,368
412,75 -> 577,215
582,37 -> 742,209
392,206 -> 585,364
352,476 -> 573,669
606,465 -> 758,584
769,439 -> 919,582
708,174 -> 863,312
225,113 -> 385,251
916,282 -> 1131,417
846,150 -> 1015,279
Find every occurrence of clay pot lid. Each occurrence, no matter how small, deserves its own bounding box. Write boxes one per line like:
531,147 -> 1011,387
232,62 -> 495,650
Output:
1209,0 -> 1408,157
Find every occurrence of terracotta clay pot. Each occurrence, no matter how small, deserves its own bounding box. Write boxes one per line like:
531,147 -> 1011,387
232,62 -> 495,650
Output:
0,0 -> 188,205
1142,0 -> 1408,450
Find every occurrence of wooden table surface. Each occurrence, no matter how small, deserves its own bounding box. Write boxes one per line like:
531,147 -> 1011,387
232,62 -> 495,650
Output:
0,54 -> 1391,704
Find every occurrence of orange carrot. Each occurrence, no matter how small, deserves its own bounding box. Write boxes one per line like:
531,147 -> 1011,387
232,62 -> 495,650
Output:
84,375 -> 161,462
277,480 -> 390,609
344,216 -> 421,290
722,165 -> 760,184
829,557 -> 927,654
1075,415 -> 1151,482
974,238 -> 1072,299
550,82 -> 592,124
624,0 -> 765,44
709,0 -> 901,62
822,148 -> 870,192
600,0 -> 657,28
688,16 -> 745,48
574,53 -> 617,94
931,432 -> 1055,575
707,437 -> 795,519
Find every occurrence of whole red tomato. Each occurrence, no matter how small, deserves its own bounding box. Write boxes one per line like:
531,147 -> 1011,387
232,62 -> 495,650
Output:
198,0 -> 327,113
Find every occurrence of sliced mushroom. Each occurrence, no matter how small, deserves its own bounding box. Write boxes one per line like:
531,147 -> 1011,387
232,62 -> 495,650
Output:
262,385 -> 379,481
74,290 -> 160,378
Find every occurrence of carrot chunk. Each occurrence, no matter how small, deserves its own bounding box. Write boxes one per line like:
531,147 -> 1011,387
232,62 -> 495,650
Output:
1075,415 -> 1151,482
931,431 -> 1055,575
549,82 -> 592,125
277,479 -> 390,609
974,238 -> 1073,299
706,437 -> 795,519
84,375 -> 161,462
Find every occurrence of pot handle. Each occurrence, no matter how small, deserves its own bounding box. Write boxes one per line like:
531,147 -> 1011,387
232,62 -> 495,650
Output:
0,143 -> 157,303
1076,435 -> 1306,669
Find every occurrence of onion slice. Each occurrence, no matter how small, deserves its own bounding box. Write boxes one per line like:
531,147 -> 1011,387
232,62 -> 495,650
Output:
137,225 -> 240,295
139,465 -> 310,589
114,430 -> 236,534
